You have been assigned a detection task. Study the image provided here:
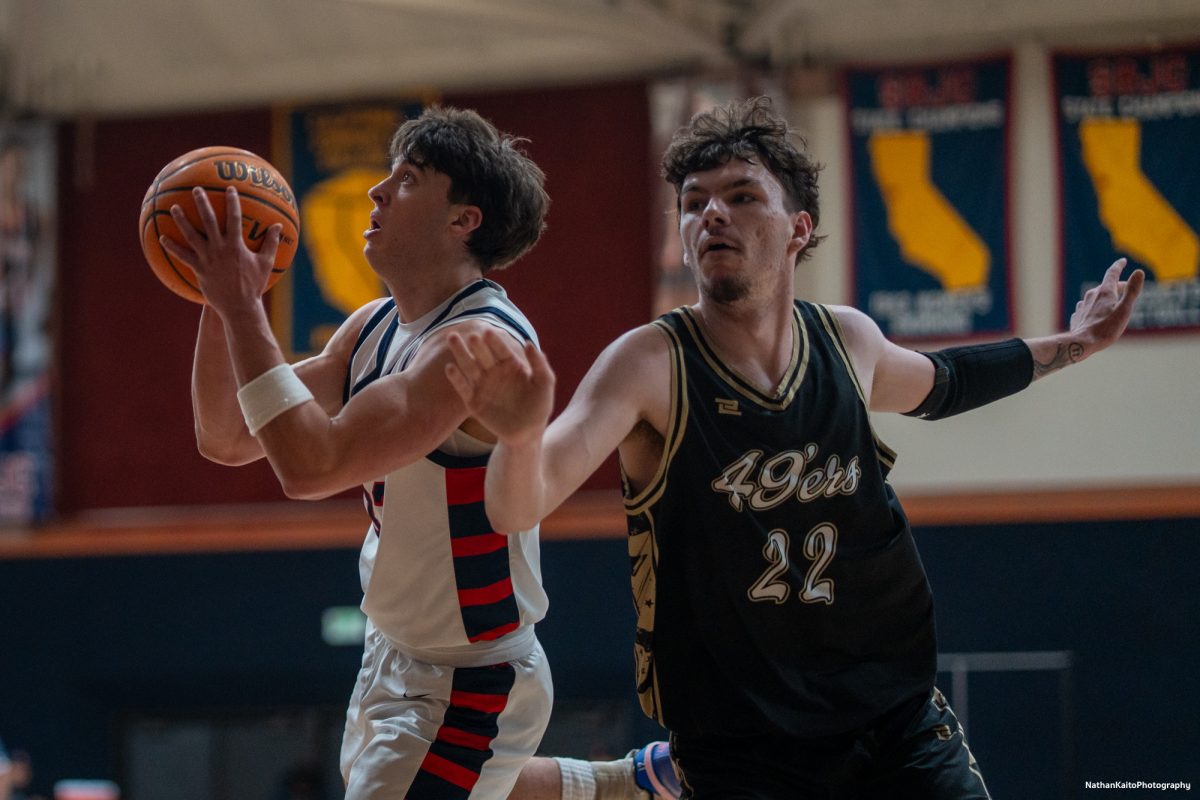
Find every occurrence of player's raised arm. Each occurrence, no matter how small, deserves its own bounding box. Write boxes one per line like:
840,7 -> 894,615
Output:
845,258 -> 1144,420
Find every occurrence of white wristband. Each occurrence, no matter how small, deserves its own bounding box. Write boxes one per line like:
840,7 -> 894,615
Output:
236,363 -> 314,436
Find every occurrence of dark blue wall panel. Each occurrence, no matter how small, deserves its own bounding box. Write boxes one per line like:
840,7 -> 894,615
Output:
1,518 -> 1196,797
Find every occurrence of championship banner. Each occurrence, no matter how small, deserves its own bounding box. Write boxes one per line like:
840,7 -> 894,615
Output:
844,56 -> 1013,341
273,98 -> 430,358
0,121 -> 56,524
1054,46 -> 1200,332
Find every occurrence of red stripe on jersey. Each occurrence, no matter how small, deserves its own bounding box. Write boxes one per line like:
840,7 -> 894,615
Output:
418,751 -> 480,791
458,577 -> 514,607
451,533 -> 508,558
468,621 -> 520,643
436,725 -> 494,751
445,466 -> 487,506
450,689 -> 510,713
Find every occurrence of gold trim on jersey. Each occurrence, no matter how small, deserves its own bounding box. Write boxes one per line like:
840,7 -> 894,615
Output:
628,506 -> 664,723
813,304 -> 898,471
676,306 -> 809,411
619,322 -> 682,725
623,320 -> 689,514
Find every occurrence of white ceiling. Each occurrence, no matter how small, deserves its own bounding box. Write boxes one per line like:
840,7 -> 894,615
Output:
4,0 -> 1200,117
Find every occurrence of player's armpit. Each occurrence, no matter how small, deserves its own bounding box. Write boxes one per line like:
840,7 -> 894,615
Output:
541,325 -> 671,511
825,305 -> 937,414
293,297 -> 391,416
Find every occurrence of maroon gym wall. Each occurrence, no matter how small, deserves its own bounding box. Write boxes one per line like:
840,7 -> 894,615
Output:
55,80 -> 654,512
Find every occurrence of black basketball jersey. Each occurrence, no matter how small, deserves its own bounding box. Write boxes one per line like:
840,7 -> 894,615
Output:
622,302 -> 936,739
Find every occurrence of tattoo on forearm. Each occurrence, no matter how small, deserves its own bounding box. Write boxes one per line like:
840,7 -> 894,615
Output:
1033,342 -> 1084,378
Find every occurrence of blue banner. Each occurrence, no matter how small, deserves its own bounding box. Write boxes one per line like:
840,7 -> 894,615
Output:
273,98 -> 429,357
0,121 -> 55,524
1054,46 -> 1200,332
845,56 -> 1013,341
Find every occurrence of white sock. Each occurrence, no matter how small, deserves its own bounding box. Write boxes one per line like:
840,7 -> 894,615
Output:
555,758 -> 597,800
592,754 -> 646,800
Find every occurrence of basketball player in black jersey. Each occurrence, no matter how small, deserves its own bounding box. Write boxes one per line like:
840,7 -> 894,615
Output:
445,97 -> 1144,799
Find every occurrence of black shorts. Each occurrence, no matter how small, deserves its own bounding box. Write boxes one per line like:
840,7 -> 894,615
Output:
670,688 -> 991,800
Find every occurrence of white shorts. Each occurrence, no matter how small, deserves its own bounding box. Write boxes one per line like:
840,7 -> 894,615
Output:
340,624 -> 553,800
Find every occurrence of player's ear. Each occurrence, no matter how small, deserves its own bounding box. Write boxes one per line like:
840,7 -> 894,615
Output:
789,210 -> 813,255
449,204 -> 483,239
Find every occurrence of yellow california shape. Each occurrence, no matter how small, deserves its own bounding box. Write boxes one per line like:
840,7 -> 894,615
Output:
868,130 -> 990,291
1079,117 -> 1198,283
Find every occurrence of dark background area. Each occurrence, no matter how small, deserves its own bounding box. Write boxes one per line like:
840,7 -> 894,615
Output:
2,519 -> 1197,798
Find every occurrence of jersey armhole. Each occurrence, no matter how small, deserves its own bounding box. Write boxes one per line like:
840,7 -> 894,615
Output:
811,303 -> 899,470
623,319 -> 688,514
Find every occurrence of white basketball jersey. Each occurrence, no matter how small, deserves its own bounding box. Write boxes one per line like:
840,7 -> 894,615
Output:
345,280 -> 548,666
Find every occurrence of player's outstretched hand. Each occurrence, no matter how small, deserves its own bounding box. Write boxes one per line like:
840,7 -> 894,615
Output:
1069,258 -> 1145,356
445,328 -> 555,446
160,186 -> 282,312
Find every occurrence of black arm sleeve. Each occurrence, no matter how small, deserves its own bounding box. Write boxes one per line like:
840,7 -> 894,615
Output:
903,338 -> 1034,420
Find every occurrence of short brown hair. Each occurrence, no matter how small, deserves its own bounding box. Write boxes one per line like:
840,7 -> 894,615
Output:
661,96 -> 823,262
390,106 -> 549,271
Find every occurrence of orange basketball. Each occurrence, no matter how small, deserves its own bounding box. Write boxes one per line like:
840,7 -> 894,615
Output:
139,146 -> 300,304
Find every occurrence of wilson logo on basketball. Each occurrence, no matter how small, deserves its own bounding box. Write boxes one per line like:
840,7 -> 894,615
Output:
215,160 -> 297,207
139,145 -> 300,304
245,219 -> 297,247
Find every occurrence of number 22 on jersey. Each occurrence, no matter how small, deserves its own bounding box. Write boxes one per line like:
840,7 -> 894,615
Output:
747,523 -> 838,606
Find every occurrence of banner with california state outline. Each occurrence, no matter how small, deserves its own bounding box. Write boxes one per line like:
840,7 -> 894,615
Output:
844,56 -> 1013,341
1054,46 -> 1200,333
0,121 -> 55,524
273,97 -> 431,358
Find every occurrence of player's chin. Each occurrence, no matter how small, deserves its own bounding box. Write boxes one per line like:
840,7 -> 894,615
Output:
703,275 -> 751,305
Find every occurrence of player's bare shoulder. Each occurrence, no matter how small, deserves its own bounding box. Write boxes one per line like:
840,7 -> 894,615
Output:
826,304 -> 889,372
320,297 -> 392,363
826,304 -> 884,346
586,322 -> 674,441
595,322 -> 674,494
592,322 -> 671,396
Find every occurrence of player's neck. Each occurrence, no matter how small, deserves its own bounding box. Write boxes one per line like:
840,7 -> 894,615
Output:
386,258 -> 485,323
692,295 -> 796,394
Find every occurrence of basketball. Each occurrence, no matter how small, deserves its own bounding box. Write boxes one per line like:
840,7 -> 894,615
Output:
139,146 -> 300,304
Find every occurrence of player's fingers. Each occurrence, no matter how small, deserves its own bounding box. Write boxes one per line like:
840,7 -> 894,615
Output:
446,331 -> 470,361
444,363 -> 475,403
225,186 -> 243,241
259,223 -> 283,266
1102,257 -> 1127,288
1116,268 -> 1146,310
191,186 -> 222,237
446,333 -> 483,382
473,331 -> 502,370
483,328 -> 520,364
168,204 -> 207,251
158,234 -> 197,268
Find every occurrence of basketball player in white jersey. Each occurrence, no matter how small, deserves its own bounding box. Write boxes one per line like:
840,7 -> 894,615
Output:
173,105 -> 674,800
170,105 -> 681,800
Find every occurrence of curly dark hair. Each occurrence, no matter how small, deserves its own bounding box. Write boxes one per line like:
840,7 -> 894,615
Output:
389,106 -> 549,272
661,96 -> 823,263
